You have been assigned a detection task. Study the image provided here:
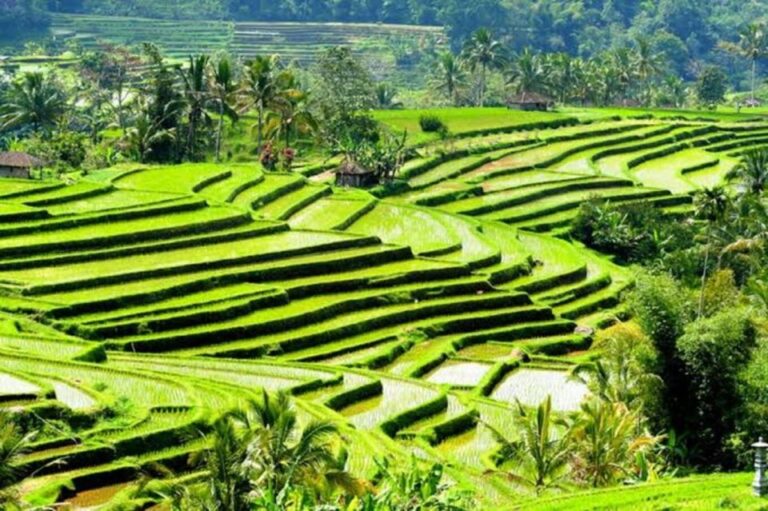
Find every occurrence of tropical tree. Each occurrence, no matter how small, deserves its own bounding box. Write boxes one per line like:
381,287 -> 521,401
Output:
178,55 -> 212,160
548,53 -> 579,104
727,148 -> 768,195
371,457 -> 474,510
123,105 -> 177,163
0,71 -> 67,134
232,390 -> 358,502
374,83 -> 403,109
694,186 -> 732,317
0,412 -> 35,509
569,399 -> 659,487
209,56 -> 240,162
609,47 -> 636,102
572,322 -> 662,412
486,396 -> 571,494
634,37 -> 664,105
506,48 -> 551,97
242,55 -> 283,153
721,22 -> 767,102
432,51 -> 466,105
264,84 -> 317,150
461,28 -> 507,107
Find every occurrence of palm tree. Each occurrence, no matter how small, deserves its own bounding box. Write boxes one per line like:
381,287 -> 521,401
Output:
634,37 -> 664,106
232,390 -> 354,501
0,412 -> 35,509
178,55 -> 211,161
123,100 -> 177,164
0,71 -> 67,134
727,148 -> 768,195
264,87 -> 317,150
432,51 -> 466,105
610,47 -> 636,103
461,28 -> 508,107
506,48 -> 551,97
242,55 -> 283,153
694,186 -> 731,317
485,396 -> 571,494
569,399 -> 658,488
209,56 -> 240,163
721,23 -> 767,102
192,419 -> 252,511
374,83 -> 403,110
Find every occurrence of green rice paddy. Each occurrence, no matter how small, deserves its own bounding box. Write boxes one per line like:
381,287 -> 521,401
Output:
1,109 -> 763,509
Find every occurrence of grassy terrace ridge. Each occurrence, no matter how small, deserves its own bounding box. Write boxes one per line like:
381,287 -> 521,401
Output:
45,13 -> 447,77
3,109 -> 768,509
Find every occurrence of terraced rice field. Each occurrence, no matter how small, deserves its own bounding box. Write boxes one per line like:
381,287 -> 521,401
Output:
2,112 -> 764,509
44,14 -> 446,78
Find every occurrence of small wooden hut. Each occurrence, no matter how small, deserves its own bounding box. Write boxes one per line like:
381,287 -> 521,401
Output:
0,152 -> 42,179
507,92 -> 555,112
335,160 -> 378,188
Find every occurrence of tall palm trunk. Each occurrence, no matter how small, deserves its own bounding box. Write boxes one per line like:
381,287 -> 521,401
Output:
752,57 -> 757,102
698,226 -> 712,318
257,103 -> 264,153
480,64 -> 487,107
215,100 -> 225,163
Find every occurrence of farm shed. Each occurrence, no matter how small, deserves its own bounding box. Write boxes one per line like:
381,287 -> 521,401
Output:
507,92 -> 555,112
0,152 -> 42,179
335,160 -> 378,188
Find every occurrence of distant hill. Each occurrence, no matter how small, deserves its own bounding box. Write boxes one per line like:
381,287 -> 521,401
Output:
47,13 -> 447,81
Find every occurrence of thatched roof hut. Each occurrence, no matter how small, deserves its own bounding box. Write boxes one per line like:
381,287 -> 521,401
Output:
335,160 -> 378,188
0,152 -> 42,179
507,92 -> 555,111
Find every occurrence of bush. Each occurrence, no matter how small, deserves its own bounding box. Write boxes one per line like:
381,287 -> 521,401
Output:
419,115 -> 447,134
677,308 -> 755,466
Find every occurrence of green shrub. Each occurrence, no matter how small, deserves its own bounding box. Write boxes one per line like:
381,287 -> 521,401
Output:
677,308 -> 755,466
419,115 -> 447,134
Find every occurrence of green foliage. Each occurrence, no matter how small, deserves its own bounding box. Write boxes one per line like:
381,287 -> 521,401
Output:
677,308 -> 756,465
313,47 -> 376,147
487,396 -> 571,493
418,115 -> 446,135
571,200 -> 694,265
696,66 -> 728,105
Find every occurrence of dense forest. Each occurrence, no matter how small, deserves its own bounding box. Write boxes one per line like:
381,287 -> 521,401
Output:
32,1 -> 766,61
2,1 -> 767,85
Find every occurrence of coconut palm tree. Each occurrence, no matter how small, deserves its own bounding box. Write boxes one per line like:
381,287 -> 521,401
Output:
485,396 -> 571,494
265,94 -> 317,151
231,390 -> 356,502
569,399 -> 658,488
634,37 -> 664,105
0,71 -> 67,135
609,47 -> 636,103
506,48 -> 551,97
123,106 -> 177,163
727,148 -> 768,195
461,28 -> 508,107
432,51 -> 466,105
0,412 -> 35,509
374,83 -> 403,110
242,55 -> 283,153
209,56 -> 240,163
178,55 -> 212,160
721,23 -> 767,103
694,186 -> 732,317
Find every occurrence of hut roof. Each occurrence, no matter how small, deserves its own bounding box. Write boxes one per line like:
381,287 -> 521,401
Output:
336,160 -> 375,175
0,152 -> 42,169
507,91 -> 554,104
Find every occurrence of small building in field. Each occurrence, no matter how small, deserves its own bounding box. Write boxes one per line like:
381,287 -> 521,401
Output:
0,152 -> 42,179
335,160 -> 378,188
507,92 -> 555,112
